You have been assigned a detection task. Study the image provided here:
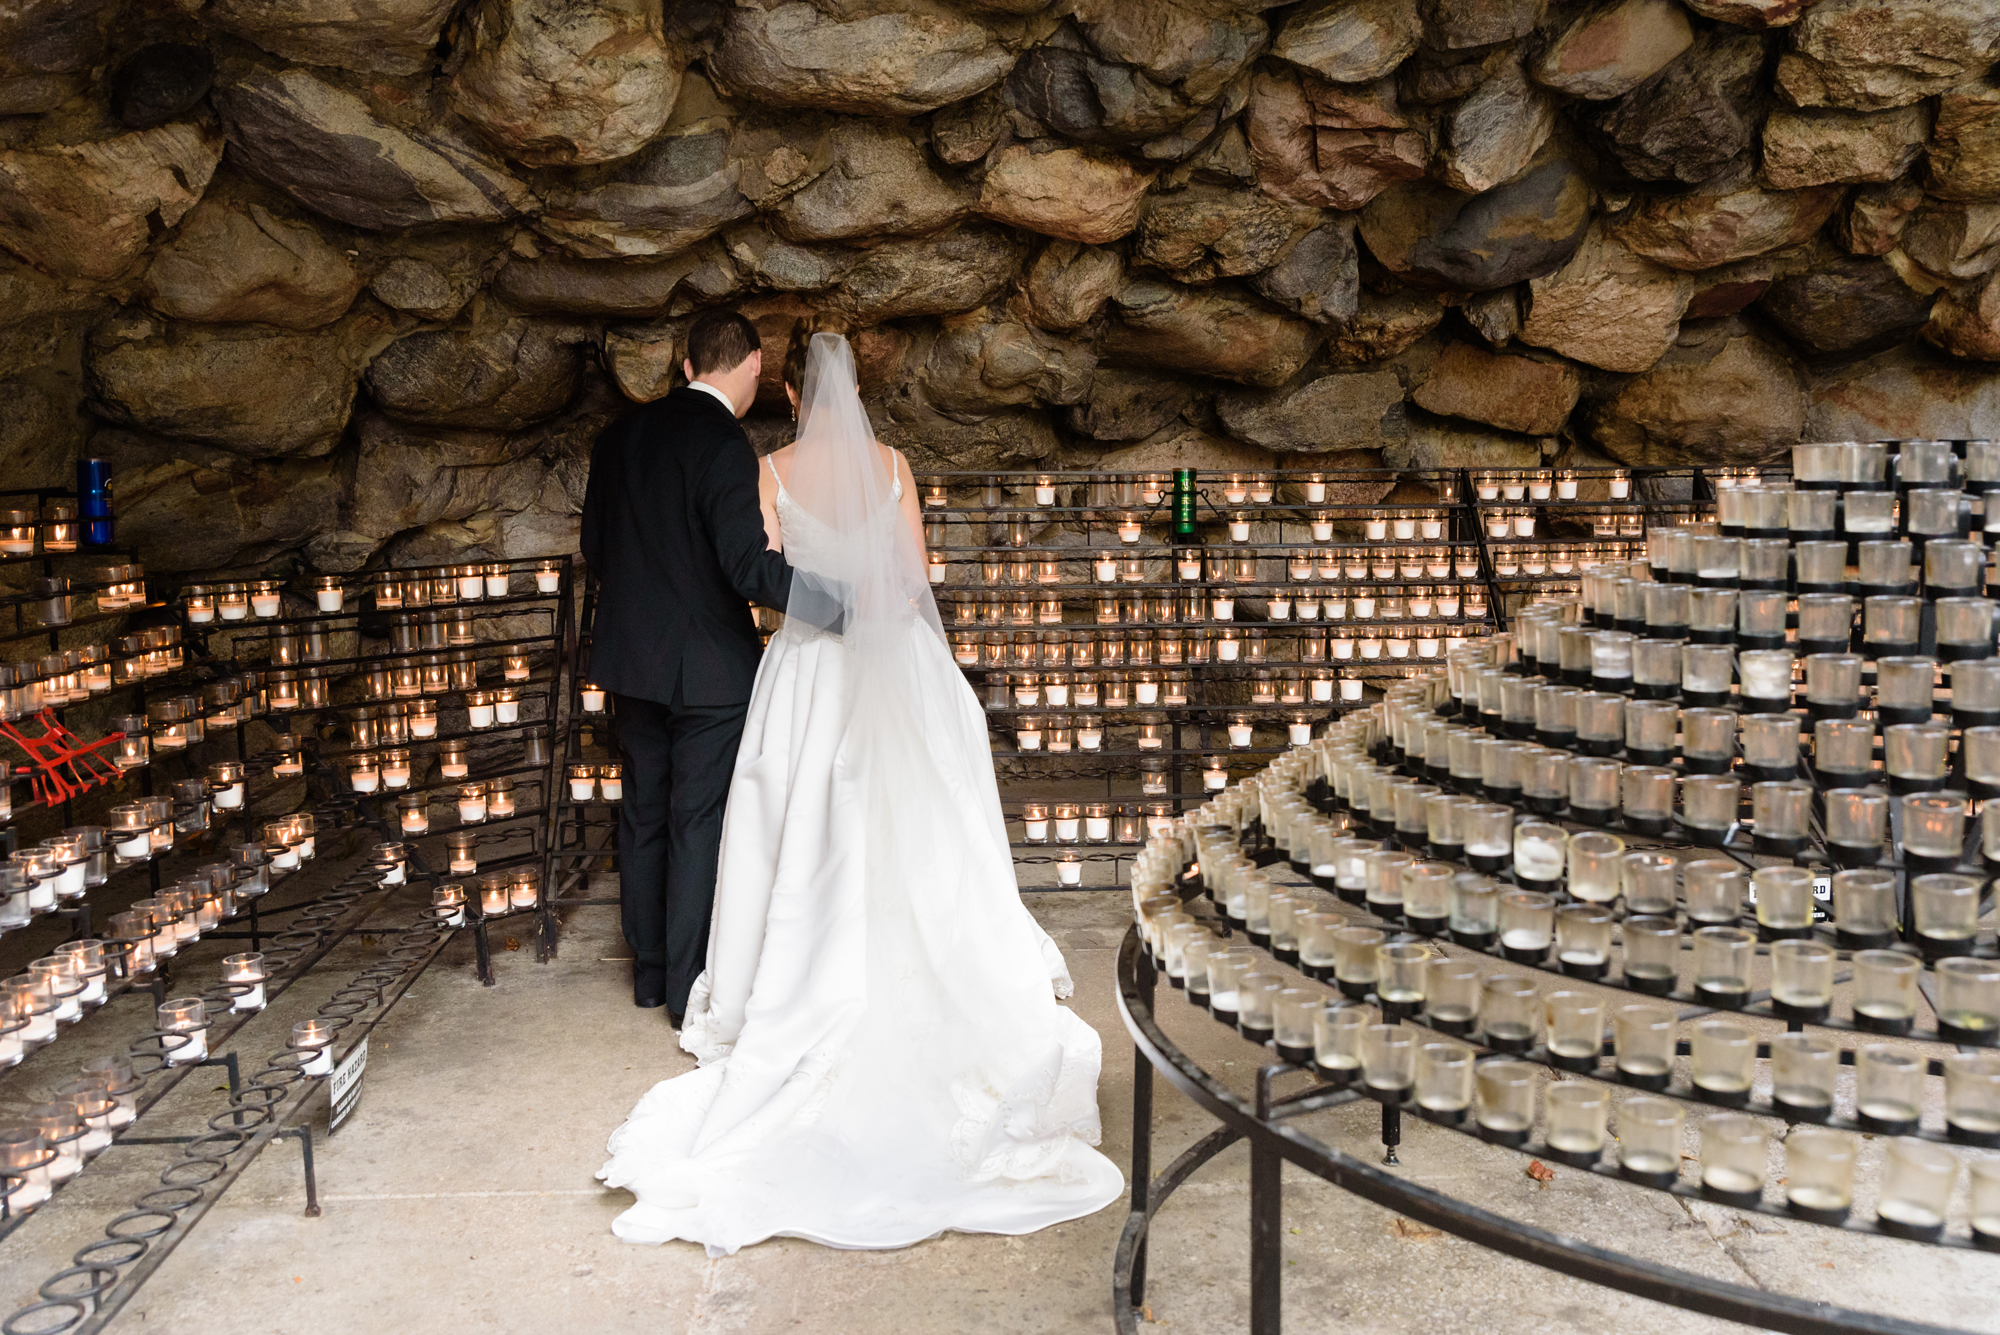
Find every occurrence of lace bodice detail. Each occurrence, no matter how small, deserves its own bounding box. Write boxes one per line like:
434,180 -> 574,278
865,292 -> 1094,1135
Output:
769,450 -> 902,568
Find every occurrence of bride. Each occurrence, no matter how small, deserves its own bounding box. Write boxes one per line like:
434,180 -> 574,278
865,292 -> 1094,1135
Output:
597,322 -> 1124,1254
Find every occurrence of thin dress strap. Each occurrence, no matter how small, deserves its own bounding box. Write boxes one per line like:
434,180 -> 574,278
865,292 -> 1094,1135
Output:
767,452 -> 785,498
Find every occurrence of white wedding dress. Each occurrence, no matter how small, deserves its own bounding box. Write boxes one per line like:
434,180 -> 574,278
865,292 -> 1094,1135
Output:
598,335 -> 1122,1255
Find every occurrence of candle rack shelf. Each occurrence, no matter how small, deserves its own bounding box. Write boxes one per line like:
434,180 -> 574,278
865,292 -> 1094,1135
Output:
1120,439 -> 2000,1333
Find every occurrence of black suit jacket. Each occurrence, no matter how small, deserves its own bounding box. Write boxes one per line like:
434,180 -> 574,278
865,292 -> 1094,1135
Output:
580,386 -> 792,707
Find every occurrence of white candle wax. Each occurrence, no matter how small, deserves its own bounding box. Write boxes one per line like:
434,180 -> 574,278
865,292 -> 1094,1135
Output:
468,702 -> 496,728
1075,686 -> 1099,706
581,690 -> 605,712
1514,516 -> 1535,537
351,770 -> 379,793
1312,679 -> 1335,702
1014,688 -> 1039,707
442,906 -> 465,927
1393,519 -> 1417,539
1224,487 -> 1247,504
24,1009 -> 55,1042
188,606 -> 214,623
569,779 -> 594,802
1204,770 -> 1228,791
115,834 -> 148,859
1047,736 -> 1071,753
383,765 -> 411,789
1529,483 -> 1552,501
1269,598 -> 1292,619
411,717 -> 438,739
1018,730 -> 1043,750
251,594 -> 280,617
380,862 -> 405,886
450,857 -> 477,875
1055,817 -> 1080,841
496,699 -> 519,724
233,981 -> 267,1012
52,991 -> 79,1022
601,777 -> 622,801
214,783 -> 244,809
1305,482 -> 1326,502
1079,728 -> 1103,750
220,603 -> 248,621
1340,679 -> 1364,700
442,760 -> 469,778
275,759 -> 304,776
1289,722 -> 1313,745
1311,521 -> 1333,541
1228,723 -> 1253,746
504,664 -> 529,682
1058,861 -> 1082,886
1024,819 -> 1048,842
1610,478 -> 1631,498
459,797 -> 488,822
302,1045 -> 333,1077
1297,599 -> 1319,619
458,576 -> 484,600
1558,479 -> 1578,499
317,589 -> 343,612
1045,683 -> 1070,706
485,575 -> 509,597
299,836 -> 314,859
1137,735 -> 1164,751
1135,682 -> 1159,704
955,646 -> 977,666
1036,485 -> 1056,505
272,845 -> 300,869
1229,521 -> 1249,541
1365,520 -> 1386,540
1095,558 -> 1117,581
928,560 -> 945,585
1177,560 -> 1201,579
168,1029 -> 208,1064
1086,816 -> 1110,841
1118,523 -> 1141,544
1219,641 -> 1241,662
536,571 -> 561,592
1213,598 -> 1235,620
80,975 -> 105,1005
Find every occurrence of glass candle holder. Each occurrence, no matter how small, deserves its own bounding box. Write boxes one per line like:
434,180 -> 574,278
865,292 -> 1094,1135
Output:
1856,1045 -> 1924,1132
1617,1096 -> 1684,1186
1770,940 -> 1837,1023
1680,775 -> 1739,840
1450,875 -> 1500,945
158,997 -> 208,1065
1511,821 -> 1566,889
1813,717 -> 1875,787
1913,873 -> 1981,954
1785,1128 -> 1857,1222
1937,956 -> 2000,1041
1480,974 -> 1539,1051
1692,1019 -> 1756,1108
1692,927 -> 1754,1006
1545,987 -> 1606,1067
1681,643 -> 1735,699
1416,1042 -> 1474,1118
1616,917 -> 1677,996
1499,890 -> 1555,963
1312,1001 -> 1374,1081
1620,766 -> 1675,834
1736,649 -> 1794,709
1613,1003 -> 1675,1088
1676,709 -> 1733,775
1362,1024 -> 1416,1096
1555,907 -> 1614,981
1543,1083 -> 1609,1164
1796,594 -> 1856,655
1426,959 -> 1481,1034
1825,788 -> 1889,868
1902,793 -> 1968,864
1566,831 -> 1625,904
1877,1139 -> 1958,1240
1944,1051 -> 2000,1143
1332,926 -> 1386,997
1375,943 -> 1429,1017
1624,699 -> 1677,761
1853,949 -> 1921,1033
1704,1111 -> 1768,1207
1474,1058 -> 1537,1144
1752,864 -> 1816,935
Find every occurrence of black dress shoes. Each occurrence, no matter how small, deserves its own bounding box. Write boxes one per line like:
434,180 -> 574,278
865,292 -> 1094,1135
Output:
667,1010 -> 684,1030
633,963 -> 667,1009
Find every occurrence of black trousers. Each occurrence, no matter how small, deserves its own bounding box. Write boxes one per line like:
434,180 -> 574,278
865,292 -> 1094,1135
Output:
613,688 -> 747,1013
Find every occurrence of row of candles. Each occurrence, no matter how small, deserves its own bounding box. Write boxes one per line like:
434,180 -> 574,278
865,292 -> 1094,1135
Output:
0,502 -> 82,556
18,563 -> 147,629
181,561 -> 565,622
919,469 -> 1640,514
934,548 -> 1635,589
945,587 -> 1492,627
0,624 -> 184,721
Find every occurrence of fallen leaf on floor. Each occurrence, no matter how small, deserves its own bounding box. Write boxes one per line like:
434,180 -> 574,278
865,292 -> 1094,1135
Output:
1289,1226 -> 1301,1235
1140,1303 -> 1158,1323
361,935 -> 378,948
1526,1160 -> 1556,1184
1391,1218 -> 1441,1240
503,937 -> 522,951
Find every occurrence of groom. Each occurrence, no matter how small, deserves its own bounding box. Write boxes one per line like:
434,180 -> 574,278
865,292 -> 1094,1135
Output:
580,310 -> 793,1023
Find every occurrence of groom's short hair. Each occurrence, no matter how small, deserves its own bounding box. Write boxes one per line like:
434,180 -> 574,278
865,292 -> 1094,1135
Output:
686,311 -> 760,376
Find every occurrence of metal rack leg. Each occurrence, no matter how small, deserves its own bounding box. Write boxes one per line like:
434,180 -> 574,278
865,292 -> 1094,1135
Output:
286,1125 -> 320,1218
473,918 -> 494,986
1249,1137 -> 1283,1335
1129,1043 -> 1153,1311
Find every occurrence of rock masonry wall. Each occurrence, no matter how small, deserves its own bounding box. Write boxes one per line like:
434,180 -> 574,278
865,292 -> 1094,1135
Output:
1,0 -> 1998,573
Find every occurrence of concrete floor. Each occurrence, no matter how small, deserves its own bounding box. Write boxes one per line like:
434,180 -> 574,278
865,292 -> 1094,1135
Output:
16,889 -> 2000,1335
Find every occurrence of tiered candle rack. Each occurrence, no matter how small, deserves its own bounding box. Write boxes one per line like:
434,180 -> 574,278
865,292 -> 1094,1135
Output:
1118,438 -> 2000,1335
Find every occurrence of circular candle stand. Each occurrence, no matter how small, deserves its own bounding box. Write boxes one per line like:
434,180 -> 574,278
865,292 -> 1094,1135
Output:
1118,446 -> 2000,1335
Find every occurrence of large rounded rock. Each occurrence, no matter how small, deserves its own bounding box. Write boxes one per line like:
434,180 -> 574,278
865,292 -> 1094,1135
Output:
109,44 -> 214,129
537,114 -> 754,259
874,384 -> 1058,471
1244,68 -> 1427,210
1003,43 -> 1204,146
1589,29 -> 1767,186
710,2 -> 1015,117
1438,58 -> 1557,194
1681,0 -> 1812,26
1838,178 -> 1925,255
0,0 -> 112,116
1586,321 -> 1805,466
976,144 -> 1153,245
1412,341 -> 1581,435
1269,0 -> 1420,84
1924,271 -> 2000,361
345,413 -> 553,542
492,252 -> 713,318
1928,80 -> 2000,204
1419,0 -> 1540,50
921,318 -> 1095,415
1015,241 -> 1125,330
1531,0 -> 1693,101
1249,216 -> 1359,325
1358,157 -> 1592,291
205,0 -> 458,77
1777,0 -> 2000,111
372,257 -> 481,322
216,68 -> 534,230
1073,0 -> 1269,105
775,122 -> 970,243
111,452 -> 351,573
835,224 -> 1022,322
1100,279 -> 1321,387
1326,288 -> 1446,362
1133,187 -> 1317,283
366,315 -> 583,431
1609,180 -> 1846,269
1760,104 -> 1929,189
0,123 -> 222,282
1899,203 -> 2000,281
141,196 -> 362,329
87,307 -> 395,456
1757,256 -> 1936,356
1215,369 -> 1405,450
1066,367 -> 1195,441
1806,343 -> 2000,439
1383,413 -> 1545,470
1518,222 -> 1696,372
449,0 -> 680,168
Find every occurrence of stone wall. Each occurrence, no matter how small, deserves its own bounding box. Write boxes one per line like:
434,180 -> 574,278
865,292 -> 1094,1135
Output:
2,0 -> 1998,575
